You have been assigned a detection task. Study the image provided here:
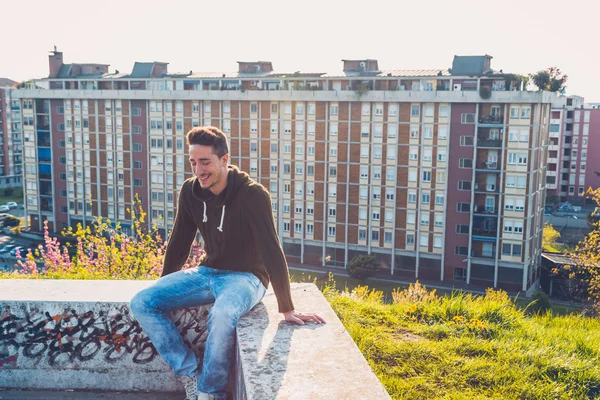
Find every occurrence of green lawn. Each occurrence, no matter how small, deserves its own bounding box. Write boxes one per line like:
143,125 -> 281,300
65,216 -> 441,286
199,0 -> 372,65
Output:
327,284 -> 600,399
0,186 -> 24,205
289,268 -> 581,316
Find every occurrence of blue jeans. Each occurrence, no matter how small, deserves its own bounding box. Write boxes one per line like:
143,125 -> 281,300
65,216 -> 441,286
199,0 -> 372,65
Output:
130,266 -> 266,399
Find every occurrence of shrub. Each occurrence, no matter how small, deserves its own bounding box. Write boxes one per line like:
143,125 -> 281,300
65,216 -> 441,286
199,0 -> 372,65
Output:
528,291 -> 551,314
3,186 -> 14,196
346,254 -> 378,281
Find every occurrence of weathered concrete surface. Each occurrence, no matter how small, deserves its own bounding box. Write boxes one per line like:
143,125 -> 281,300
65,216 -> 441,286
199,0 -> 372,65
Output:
0,280 -> 207,392
1,280 -> 391,399
236,284 -> 391,400
0,389 -> 181,399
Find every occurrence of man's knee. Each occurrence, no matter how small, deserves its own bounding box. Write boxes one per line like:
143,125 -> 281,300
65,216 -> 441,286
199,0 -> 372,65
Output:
208,305 -> 242,329
129,289 -> 154,316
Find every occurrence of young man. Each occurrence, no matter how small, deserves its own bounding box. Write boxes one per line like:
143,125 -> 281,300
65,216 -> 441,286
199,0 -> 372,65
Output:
130,126 -> 324,400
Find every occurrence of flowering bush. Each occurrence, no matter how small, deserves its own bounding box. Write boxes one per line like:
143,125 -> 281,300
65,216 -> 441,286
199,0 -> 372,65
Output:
11,200 -> 203,279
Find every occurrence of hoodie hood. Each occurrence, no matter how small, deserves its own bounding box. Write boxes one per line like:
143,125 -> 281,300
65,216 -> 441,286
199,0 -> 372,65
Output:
191,165 -> 250,207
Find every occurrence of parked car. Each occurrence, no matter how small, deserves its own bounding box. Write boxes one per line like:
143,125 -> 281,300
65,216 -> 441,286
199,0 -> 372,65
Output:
0,213 -> 9,222
558,203 -> 575,212
0,245 -> 17,256
0,205 -> 10,213
5,202 -> 17,209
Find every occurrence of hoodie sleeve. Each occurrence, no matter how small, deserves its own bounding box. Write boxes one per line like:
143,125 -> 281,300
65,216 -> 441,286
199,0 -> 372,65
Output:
161,181 -> 198,277
247,185 -> 295,313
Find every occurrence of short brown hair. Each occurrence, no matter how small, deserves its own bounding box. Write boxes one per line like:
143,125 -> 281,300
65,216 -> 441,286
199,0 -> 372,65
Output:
186,126 -> 229,158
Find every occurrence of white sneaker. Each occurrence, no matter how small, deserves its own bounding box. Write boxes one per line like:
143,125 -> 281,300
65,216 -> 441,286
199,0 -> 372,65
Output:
178,375 -> 199,400
197,392 -> 215,400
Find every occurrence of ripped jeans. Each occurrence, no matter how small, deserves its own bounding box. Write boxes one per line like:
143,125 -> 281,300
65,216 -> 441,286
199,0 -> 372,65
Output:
130,266 -> 266,399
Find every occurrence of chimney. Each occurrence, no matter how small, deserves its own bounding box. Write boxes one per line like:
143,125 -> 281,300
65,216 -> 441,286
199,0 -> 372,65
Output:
49,47 -> 63,78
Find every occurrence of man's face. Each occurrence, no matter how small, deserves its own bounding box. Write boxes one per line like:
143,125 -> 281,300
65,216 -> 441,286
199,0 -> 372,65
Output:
189,144 -> 229,193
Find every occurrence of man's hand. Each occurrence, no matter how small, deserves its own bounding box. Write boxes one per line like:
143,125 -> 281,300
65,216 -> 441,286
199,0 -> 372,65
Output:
283,310 -> 326,325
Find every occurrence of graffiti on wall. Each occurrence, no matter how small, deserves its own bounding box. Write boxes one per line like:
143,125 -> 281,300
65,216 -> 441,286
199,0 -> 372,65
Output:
0,305 -> 208,368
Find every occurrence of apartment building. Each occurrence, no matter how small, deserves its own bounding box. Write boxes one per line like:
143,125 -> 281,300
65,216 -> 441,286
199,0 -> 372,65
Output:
546,96 -> 600,204
0,78 -> 24,188
12,50 -> 557,294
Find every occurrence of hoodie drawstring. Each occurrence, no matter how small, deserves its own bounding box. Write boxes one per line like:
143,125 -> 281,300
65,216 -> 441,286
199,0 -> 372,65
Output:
217,205 -> 225,232
203,202 -> 225,233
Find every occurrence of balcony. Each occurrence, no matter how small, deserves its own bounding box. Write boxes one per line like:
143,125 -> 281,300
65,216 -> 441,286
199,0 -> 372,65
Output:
477,137 -> 502,148
474,182 -> 499,193
472,228 -> 497,237
471,250 -> 495,259
477,161 -> 500,172
478,114 -> 504,126
473,204 -> 498,215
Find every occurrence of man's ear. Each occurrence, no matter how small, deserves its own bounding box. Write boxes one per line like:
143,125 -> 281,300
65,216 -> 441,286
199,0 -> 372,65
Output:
221,154 -> 229,166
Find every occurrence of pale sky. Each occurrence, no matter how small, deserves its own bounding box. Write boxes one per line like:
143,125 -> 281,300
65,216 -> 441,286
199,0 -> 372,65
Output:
2,0 -> 599,101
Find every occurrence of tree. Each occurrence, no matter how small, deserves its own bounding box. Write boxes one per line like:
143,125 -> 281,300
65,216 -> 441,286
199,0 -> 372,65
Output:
542,222 -> 561,252
346,254 -> 378,281
531,67 -> 567,93
566,188 -> 600,313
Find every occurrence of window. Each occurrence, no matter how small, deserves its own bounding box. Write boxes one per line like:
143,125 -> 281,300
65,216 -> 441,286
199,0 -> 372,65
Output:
372,230 -> 380,241
384,232 -> 393,243
517,176 -> 526,188
407,234 -> 415,246
385,210 -> 393,222
329,184 -> 337,198
408,192 -> 416,203
422,171 -> 431,183
134,178 -> 143,187
506,176 -> 516,188
411,105 -> 419,117
387,124 -> 397,139
420,234 -> 428,247
373,168 -> 381,180
459,158 -> 473,168
421,213 -> 429,226
328,226 -> 336,237
408,169 -> 417,182
359,229 -> 367,240
329,166 -> 337,177
439,105 -> 449,118
388,104 -> 398,116
330,104 -> 338,116
508,153 -> 517,165
372,211 -> 380,221
330,144 -> 337,157
424,105 -> 434,117
422,192 -> 430,204
515,199 -> 525,212
520,107 -> 531,119
410,126 -> 419,139
307,165 -> 314,176
362,104 -> 370,116
360,167 -> 368,179
307,103 -> 315,115
409,147 -> 419,160
518,154 -> 528,166
455,246 -> 468,256
294,223 -> 302,233
437,150 -> 446,162
433,236 -> 442,248
423,149 -> 432,161
386,189 -> 395,201
375,104 -> 384,116
435,195 -> 445,205
283,222 -> 290,232
457,203 -> 470,212
438,126 -> 448,140
407,211 -> 416,225
460,136 -> 474,146
461,113 -> 475,124
456,224 -> 469,234
454,267 -> 467,282
296,104 -> 304,115
504,198 -> 514,211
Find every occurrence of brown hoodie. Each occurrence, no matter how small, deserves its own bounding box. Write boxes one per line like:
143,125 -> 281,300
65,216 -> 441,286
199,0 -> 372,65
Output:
161,165 -> 294,313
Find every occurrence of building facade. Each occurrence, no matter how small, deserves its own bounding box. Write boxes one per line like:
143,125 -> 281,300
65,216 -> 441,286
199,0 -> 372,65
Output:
12,51 -> 557,294
546,96 -> 600,204
0,78 -> 24,188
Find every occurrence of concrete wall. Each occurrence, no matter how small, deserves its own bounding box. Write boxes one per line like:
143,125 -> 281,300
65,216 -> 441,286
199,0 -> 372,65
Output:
0,280 -> 391,399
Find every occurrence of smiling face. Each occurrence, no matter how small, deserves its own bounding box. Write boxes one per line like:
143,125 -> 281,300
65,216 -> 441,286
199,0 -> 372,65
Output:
189,144 -> 229,195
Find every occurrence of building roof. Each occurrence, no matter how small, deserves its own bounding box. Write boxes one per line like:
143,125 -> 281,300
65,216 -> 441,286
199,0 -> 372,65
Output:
56,64 -> 72,78
129,62 -> 156,78
542,252 -> 578,265
451,55 -> 492,75
0,78 -> 18,87
321,69 -> 450,78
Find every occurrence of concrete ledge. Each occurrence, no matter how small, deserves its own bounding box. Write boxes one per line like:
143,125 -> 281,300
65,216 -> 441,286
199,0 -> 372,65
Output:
1,280 -> 390,399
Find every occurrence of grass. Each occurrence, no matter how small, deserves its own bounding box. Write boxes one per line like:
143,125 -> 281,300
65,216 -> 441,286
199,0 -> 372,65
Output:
325,282 -> 600,400
290,269 -> 581,316
0,187 -> 23,205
